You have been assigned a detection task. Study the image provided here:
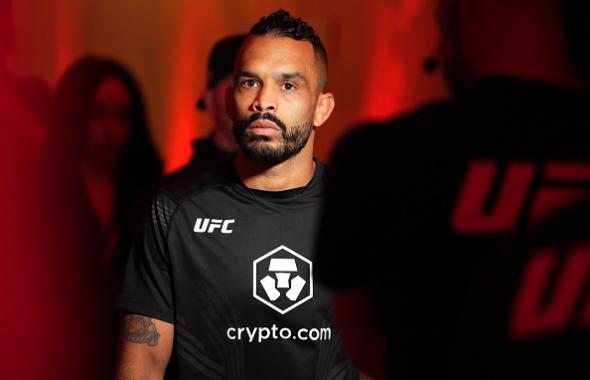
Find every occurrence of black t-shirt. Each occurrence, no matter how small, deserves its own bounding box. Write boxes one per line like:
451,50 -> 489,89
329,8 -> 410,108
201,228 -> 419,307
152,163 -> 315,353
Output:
314,77 -> 590,379
455,199 -> 590,379
117,162 -> 359,380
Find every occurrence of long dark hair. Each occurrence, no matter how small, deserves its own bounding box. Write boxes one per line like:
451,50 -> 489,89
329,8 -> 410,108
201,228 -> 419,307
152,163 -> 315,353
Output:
48,55 -> 162,230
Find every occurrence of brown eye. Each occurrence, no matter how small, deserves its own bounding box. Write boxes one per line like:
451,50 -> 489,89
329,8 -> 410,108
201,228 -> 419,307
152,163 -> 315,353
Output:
282,83 -> 295,91
241,79 -> 258,88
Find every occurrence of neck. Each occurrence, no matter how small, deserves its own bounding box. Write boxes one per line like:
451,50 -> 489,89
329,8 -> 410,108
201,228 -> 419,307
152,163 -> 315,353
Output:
235,139 -> 316,192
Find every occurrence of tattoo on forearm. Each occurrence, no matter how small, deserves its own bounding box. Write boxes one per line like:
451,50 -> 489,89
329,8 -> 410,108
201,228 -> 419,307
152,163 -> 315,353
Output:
123,315 -> 160,346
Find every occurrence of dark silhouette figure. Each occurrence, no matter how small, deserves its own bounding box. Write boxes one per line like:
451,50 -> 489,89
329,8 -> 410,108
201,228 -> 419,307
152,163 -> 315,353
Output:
45,55 -> 162,378
315,1 -> 590,379
166,34 -> 245,185
49,55 -> 162,267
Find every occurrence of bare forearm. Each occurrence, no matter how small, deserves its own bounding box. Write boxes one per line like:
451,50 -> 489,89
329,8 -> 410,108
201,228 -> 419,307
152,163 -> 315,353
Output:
116,362 -> 160,380
115,355 -> 165,380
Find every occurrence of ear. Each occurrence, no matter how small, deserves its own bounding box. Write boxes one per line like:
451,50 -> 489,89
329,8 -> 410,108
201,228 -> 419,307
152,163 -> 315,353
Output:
225,84 -> 235,120
313,92 -> 335,127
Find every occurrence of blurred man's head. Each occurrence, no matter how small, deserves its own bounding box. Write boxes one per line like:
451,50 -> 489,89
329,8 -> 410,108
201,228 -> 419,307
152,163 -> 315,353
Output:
435,0 -> 579,94
198,34 -> 246,152
228,9 -> 334,165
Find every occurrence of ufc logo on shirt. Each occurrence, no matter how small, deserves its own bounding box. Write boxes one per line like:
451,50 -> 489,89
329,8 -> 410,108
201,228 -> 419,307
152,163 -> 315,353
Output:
452,160 -> 590,233
510,243 -> 590,339
194,218 -> 235,234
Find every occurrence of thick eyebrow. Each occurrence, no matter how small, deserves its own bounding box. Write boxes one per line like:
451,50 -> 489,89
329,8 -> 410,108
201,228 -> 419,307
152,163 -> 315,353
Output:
236,70 -> 261,80
281,72 -> 307,84
236,70 -> 308,86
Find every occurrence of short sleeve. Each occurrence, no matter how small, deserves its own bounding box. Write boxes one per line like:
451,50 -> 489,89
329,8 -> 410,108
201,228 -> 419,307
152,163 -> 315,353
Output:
115,192 -> 178,323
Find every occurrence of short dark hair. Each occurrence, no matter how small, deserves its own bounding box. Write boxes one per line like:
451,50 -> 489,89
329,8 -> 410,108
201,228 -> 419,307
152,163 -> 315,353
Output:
250,9 -> 328,89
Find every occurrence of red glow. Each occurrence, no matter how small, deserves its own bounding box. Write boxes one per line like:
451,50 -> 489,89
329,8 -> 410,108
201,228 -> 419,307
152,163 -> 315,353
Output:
163,2 -> 203,173
360,4 -> 406,122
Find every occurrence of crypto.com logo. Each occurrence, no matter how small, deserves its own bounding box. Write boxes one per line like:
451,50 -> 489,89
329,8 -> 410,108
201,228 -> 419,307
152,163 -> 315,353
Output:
253,245 -> 313,314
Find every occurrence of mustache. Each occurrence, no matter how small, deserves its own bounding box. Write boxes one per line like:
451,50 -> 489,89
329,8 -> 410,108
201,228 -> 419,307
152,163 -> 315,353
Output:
245,113 -> 287,133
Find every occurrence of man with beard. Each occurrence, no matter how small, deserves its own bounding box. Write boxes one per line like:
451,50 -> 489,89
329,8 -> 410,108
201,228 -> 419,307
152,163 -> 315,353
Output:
115,9 -> 360,380
314,0 -> 590,379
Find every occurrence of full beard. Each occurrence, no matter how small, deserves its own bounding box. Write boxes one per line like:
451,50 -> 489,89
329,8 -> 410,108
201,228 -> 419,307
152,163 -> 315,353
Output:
233,113 -> 313,165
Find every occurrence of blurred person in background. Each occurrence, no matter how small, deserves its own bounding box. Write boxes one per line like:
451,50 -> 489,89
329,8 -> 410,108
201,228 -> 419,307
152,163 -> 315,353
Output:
1,1 -> 103,379
167,34 -> 245,183
44,55 -> 162,377
314,0 -> 590,379
48,56 -> 163,271
458,0 -> 590,378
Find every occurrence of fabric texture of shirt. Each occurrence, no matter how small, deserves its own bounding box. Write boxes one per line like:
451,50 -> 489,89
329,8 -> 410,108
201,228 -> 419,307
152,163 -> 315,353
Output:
117,162 -> 359,380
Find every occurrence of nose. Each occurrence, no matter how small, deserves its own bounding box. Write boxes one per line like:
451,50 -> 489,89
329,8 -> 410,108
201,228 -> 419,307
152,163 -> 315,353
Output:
252,86 -> 276,113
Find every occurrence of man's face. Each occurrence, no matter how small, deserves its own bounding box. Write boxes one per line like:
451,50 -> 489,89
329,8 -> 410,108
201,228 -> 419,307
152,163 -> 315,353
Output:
229,35 -> 325,165
86,76 -> 132,168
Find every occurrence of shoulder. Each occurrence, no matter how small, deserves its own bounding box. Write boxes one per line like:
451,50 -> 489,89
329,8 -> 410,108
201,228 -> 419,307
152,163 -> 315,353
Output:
151,163 -> 237,224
